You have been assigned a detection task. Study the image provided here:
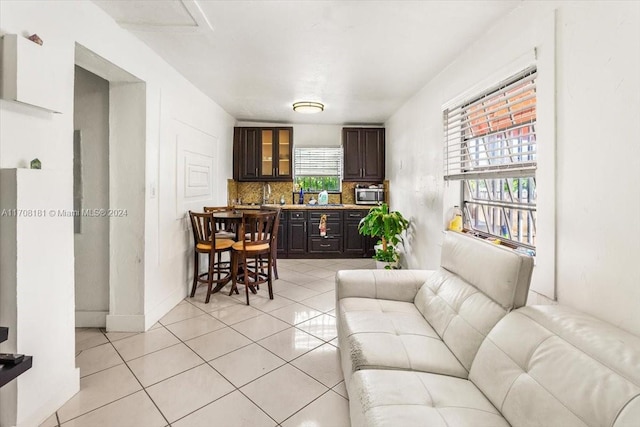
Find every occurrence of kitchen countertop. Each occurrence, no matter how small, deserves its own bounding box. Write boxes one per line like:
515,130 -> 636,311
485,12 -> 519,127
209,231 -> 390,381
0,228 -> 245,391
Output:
234,203 -> 373,211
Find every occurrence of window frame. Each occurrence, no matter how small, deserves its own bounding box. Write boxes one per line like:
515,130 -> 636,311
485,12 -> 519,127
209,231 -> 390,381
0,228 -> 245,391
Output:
444,67 -> 538,250
293,146 -> 343,192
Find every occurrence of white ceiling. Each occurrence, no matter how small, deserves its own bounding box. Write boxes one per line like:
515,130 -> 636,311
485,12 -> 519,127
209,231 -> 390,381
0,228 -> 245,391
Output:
93,0 -> 521,125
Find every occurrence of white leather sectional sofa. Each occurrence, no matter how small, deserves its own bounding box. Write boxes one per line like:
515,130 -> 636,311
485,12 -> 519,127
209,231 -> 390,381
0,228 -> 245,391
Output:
336,232 -> 640,426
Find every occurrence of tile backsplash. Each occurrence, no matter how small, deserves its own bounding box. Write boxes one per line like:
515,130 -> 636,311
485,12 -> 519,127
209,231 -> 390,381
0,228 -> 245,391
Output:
227,180 -> 388,206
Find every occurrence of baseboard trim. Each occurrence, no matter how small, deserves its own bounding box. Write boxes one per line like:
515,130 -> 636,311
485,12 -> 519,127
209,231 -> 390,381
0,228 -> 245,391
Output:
105,314 -> 146,332
16,367 -> 80,427
75,310 -> 108,328
145,286 -> 187,330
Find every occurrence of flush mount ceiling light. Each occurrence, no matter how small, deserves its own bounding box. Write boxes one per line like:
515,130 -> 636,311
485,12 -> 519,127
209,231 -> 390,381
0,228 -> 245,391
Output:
293,101 -> 324,114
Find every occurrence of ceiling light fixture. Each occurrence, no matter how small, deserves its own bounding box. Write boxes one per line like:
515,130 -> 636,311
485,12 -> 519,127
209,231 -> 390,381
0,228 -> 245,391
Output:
293,101 -> 324,114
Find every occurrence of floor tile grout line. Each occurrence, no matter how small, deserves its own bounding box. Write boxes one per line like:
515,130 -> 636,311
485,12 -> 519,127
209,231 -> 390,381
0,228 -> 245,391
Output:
163,321 -> 230,343
167,298 -> 340,425
58,333 -> 151,425
57,389 -> 144,425
286,355 -> 343,390
234,386 -> 283,426
184,336 -> 255,363
106,333 -> 172,426
252,334 -> 325,365
64,260 -> 360,426
118,340 -> 186,364
166,321 -> 268,385
158,310 -> 214,328
278,387 -> 342,426
74,338 -> 110,353
160,316 -> 283,426
165,387 -> 238,426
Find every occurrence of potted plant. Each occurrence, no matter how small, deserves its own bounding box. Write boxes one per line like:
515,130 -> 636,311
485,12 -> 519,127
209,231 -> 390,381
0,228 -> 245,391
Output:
358,203 -> 409,269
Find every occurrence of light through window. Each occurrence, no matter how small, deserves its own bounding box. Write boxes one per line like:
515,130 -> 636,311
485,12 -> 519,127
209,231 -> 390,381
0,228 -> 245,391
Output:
444,67 -> 537,249
294,147 -> 342,191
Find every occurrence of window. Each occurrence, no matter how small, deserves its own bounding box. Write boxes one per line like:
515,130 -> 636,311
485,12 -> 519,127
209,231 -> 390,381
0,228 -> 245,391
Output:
293,147 -> 342,191
444,67 -> 537,249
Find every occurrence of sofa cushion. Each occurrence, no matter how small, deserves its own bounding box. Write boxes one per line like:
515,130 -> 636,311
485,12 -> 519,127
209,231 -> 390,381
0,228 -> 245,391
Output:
440,231 -> 533,309
469,305 -> 640,427
413,268 -> 510,371
411,232 -> 534,372
339,298 -> 468,383
348,369 -> 509,427
337,232 -> 534,386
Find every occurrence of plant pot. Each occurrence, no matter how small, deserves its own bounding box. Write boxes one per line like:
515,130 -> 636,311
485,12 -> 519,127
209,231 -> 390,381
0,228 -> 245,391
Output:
375,260 -> 399,270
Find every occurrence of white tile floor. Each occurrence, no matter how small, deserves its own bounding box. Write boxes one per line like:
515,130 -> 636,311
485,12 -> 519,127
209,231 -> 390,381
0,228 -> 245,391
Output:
42,258 -> 375,427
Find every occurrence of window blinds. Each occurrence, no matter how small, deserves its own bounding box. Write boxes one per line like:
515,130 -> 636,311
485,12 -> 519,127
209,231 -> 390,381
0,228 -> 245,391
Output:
444,67 -> 537,180
294,147 -> 343,177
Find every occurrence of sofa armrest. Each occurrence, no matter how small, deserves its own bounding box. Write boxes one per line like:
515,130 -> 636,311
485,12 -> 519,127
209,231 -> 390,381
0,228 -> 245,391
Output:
336,269 -> 433,303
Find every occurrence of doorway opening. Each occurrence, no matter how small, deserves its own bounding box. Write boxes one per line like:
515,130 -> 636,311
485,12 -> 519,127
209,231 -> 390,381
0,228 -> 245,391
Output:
74,44 -> 146,331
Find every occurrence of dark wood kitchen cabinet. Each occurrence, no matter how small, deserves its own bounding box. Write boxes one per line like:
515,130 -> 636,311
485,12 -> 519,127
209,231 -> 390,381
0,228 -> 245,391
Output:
308,211 -> 342,254
276,210 -> 287,256
344,210 -> 371,257
233,127 -> 292,181
277,208 -> 374,258
343,127 -> 385,182
287,211 -> 307,254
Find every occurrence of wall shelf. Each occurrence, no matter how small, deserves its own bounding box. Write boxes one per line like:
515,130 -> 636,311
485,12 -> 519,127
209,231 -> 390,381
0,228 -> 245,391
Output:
0,356 -> 33,388
0,34 -> 64,113
0,327 -> 33,388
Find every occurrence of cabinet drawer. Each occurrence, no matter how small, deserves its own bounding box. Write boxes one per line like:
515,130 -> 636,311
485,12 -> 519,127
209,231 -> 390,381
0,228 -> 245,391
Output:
288,211 -> 306,221
309,237 -> 341,253
309,211 -> 342,221
309,220 -> 341,237
344,210 -> 366,220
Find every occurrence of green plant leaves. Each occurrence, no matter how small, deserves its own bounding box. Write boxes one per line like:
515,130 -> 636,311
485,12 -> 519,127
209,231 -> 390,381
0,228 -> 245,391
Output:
358,203 -> 409,261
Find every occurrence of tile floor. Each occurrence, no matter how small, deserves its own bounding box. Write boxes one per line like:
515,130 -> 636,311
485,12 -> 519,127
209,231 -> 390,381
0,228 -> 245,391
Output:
41,257 -> 375,427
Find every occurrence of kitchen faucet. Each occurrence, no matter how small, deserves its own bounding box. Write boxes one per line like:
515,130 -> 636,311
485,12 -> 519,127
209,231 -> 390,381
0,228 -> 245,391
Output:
263,183 -> 271,204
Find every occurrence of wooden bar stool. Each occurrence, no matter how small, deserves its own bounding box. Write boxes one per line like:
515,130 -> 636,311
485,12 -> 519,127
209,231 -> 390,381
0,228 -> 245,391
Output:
260,205 -> 281,280
203,206 -> 236,239
230,211 -> 276,305
189,211 -> 235,303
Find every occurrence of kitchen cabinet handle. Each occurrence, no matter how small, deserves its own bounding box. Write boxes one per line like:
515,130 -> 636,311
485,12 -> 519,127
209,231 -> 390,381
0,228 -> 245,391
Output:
349,214 -> 360,218
320,244 -> 331,248
255,168 -> 258,175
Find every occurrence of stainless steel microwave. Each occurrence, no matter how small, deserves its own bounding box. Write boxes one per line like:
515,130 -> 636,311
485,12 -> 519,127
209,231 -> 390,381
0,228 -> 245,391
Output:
355,188 -> 384,205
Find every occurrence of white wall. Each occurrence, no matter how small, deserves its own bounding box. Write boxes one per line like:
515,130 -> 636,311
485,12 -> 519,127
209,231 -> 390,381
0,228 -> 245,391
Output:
0,0 -> 234,424
73,66 -> 110,326
0,170 -> 79,427
385,1 -> 640,335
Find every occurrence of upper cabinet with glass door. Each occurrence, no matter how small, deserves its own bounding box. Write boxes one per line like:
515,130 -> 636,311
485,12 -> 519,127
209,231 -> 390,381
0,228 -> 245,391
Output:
233,127 -> 293,181
277,128 -> 291,177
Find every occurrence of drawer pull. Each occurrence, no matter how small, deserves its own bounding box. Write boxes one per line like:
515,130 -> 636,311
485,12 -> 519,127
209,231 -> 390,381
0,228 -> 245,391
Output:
320,244 -> 331,248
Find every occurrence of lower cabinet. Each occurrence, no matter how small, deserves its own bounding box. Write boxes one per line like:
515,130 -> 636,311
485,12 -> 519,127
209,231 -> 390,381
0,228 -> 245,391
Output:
344,210 -> 367,257
308,211 -> 342,255
281,209 -> 374,258
287,211 -> 307,254
309,238 -> 341,253
276,211 -> 287,256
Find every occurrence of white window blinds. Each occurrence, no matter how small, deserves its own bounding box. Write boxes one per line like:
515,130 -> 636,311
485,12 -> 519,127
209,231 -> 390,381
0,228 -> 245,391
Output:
294,147 -> 343,177
443,67 -> 537,180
